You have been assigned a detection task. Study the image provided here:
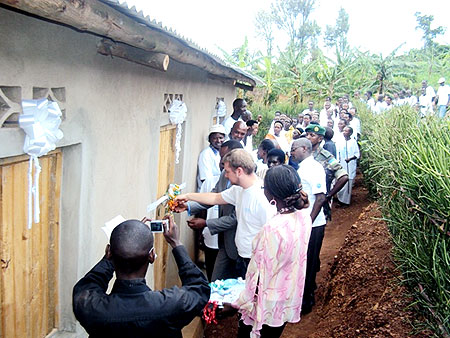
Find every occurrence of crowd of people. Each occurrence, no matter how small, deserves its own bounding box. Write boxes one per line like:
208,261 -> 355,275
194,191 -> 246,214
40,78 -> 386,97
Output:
71,77 -> 448,338
363,78 -> 450,118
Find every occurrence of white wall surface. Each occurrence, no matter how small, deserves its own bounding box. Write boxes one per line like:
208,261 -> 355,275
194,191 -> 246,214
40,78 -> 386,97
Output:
0,7 -> 236,335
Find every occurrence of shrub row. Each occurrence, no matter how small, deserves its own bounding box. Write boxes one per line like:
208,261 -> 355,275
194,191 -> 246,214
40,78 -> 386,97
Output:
359,105 -> 450,335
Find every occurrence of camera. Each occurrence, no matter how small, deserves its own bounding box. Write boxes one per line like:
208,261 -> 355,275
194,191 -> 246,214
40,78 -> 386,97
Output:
149,220 -> 169,233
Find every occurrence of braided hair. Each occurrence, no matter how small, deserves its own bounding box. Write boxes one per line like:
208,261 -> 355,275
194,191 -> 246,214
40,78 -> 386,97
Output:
264,165 -> 309,210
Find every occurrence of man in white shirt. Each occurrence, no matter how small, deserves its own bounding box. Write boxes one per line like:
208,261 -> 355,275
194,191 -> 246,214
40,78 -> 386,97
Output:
243,119 -> 258,153
418,87 -> 434,117
290,138 -> 326,314
422,80 -> 436,102
302,101 -> 317,116
197,124 -> 225,190
336,126 -> 360,205
365,91 -> 376,112
222,99 -> 247,136
374,94 -> 387,114
348,107 -> 361,139
176,149 -> 275,278
435,77 -> 450,118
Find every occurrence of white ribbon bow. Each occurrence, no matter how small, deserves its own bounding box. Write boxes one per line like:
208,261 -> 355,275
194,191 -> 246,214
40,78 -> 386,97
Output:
19,98 -> 64,229
168,100 -> 187,164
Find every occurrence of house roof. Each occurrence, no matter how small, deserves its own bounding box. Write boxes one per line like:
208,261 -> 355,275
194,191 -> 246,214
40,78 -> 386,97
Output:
100,0 -> 261,87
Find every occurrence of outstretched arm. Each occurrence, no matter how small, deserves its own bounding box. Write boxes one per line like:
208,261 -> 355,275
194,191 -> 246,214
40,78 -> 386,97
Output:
175,192 -> 227,206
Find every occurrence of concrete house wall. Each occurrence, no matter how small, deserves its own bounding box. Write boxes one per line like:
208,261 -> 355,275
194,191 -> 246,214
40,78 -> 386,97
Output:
0,7 -> 236,335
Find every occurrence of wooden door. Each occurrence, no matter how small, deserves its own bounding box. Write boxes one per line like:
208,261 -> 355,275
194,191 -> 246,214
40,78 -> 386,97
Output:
154,126 -> 176,290
0,151 -> 61,338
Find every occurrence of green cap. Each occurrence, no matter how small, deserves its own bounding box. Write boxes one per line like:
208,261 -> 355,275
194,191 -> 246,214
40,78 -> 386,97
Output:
305,124 -> 325,136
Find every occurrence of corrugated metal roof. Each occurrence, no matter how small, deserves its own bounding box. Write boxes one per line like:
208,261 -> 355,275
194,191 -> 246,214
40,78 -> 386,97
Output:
99,0 -> 262,86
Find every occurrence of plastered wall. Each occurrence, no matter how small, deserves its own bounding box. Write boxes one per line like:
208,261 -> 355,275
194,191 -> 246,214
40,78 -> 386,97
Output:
0,7 -> 236,335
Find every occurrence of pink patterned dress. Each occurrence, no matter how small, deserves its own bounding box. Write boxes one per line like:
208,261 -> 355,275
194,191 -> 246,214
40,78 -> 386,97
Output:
232,209 -> 312,337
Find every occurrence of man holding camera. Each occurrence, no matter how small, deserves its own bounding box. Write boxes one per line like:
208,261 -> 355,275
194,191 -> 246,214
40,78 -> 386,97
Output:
72,216 -> 210,338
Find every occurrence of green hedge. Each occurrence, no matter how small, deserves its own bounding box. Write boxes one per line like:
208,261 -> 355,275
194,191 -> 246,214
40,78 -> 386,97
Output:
359,105 -> 450,335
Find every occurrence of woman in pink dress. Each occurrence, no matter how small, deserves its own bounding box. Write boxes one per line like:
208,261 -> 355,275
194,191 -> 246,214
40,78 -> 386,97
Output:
225,164 -> 312,338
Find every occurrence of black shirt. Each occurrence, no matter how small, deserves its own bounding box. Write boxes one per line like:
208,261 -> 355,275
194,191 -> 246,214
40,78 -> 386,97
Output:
73,245 -> 210,337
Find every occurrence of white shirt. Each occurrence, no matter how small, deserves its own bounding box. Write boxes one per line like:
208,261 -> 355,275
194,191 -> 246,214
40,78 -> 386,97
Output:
221,180 -> 276,258
349,118 -> 361,136
200,175 -> 220,249
367,98 -> 376,112
243,135 -> 253,153
222,115 -> 243,136
374,101 -> 387,114
336,138 -> 360,179
197,146 -> 221,191
425,86 -> 436,99
419,94 -> 433,116
407,96 -> 418,106
297,156 -> 326,227
436,85 -> 450,106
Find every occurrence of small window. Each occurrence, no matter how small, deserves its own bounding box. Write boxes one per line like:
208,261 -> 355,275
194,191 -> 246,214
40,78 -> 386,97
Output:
0,86 -> 22,128
163,93 -> 183,113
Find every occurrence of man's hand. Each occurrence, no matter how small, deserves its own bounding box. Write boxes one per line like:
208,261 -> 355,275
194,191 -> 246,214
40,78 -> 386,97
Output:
187,218 -> 207,230
172,200 -> 188,213
163,215 -> 182,248
174,193 -> 190,205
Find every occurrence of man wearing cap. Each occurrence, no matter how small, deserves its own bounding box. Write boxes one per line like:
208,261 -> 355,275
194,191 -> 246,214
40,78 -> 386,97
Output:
434,78 -> 450,118
305,124 -> 349,219
197,124 -> 225,191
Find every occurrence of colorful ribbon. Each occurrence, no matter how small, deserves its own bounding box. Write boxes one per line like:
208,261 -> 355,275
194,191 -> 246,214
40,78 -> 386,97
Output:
146,183 -> 186,213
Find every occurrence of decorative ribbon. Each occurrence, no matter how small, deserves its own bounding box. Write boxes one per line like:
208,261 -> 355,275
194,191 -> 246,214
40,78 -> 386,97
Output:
202,300 -> 219,324
168,100 -> 187,164
19,98 -> 64,229
146,183 -> 186,213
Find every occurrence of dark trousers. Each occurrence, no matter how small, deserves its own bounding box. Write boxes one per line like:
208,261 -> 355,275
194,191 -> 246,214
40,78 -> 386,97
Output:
302,224 -> 326,311
237,320 -> 286,338
204,246 -> 219,282
236,256 -> 251,279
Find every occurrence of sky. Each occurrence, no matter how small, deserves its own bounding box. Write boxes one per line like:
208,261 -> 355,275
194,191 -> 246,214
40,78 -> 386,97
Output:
123,0 -> 449,58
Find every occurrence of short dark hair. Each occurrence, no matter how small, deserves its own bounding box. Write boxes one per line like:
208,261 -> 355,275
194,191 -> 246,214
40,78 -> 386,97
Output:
246,119 -> 258,127
274,120 -> 284,128
259,139 -> 275,153
324,127 -> 334,140
233,98 -> 244,109
267,148 -> 286,164
222,139 -> 243,150
264,165 -> 308,210
110,220 -> 153,274
304,113 -> 312,119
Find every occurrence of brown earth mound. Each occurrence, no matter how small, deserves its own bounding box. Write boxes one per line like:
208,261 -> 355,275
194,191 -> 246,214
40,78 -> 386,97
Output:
306,204 -> 430,338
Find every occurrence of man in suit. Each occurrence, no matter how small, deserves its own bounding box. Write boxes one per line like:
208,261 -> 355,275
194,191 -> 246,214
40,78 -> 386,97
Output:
175,140 -> 243,281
